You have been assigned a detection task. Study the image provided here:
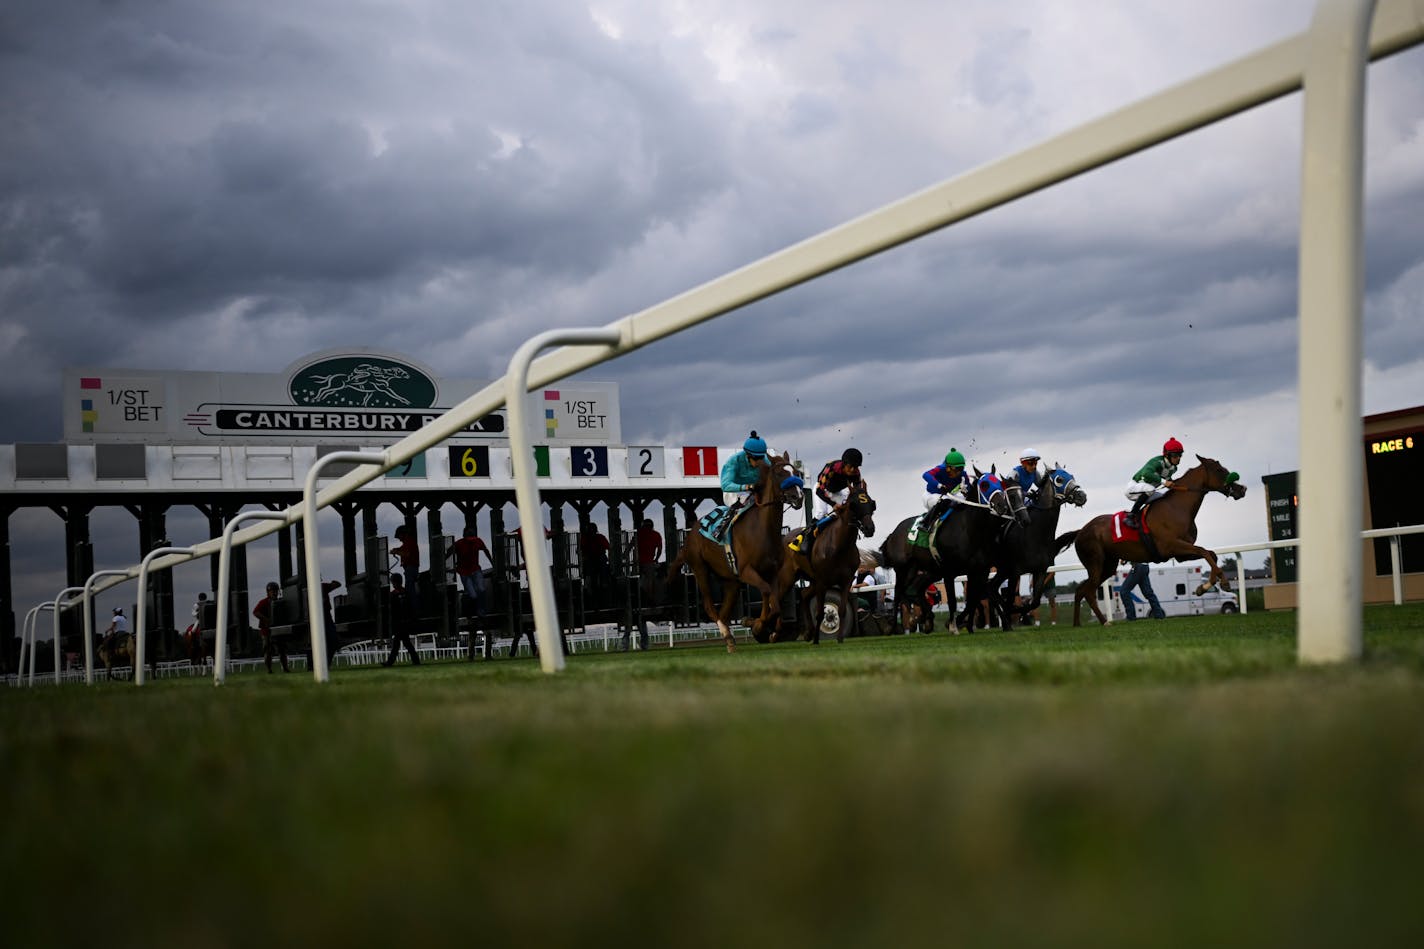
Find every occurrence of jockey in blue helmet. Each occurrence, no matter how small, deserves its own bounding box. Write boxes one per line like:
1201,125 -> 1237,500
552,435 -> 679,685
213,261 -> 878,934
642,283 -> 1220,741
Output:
721,431 -> 770,522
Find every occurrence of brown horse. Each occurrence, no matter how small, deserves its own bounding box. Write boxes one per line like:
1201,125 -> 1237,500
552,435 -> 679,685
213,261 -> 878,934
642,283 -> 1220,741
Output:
667,451 -> 805,652
1064,455 -> 1246,626
98,632 -> 141,680
773,488 -> 877,644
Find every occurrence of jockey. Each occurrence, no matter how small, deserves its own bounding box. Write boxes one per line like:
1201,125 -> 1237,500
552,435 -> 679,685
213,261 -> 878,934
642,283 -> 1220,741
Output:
918,448 -> 973,532
1124,437 -> 1185,528
1010,448 -> 1048,504
720,431 -> 770,521
813,448 -> 865,519
789,448 -> 864,553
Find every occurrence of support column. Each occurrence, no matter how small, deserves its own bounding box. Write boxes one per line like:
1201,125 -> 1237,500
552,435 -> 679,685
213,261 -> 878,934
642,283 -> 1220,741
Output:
333,501 -> 360,584
0,507 -> 13,674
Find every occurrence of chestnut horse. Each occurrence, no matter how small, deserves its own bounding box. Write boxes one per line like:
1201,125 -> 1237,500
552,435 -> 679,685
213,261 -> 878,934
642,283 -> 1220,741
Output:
773,487 -> 877,644
667,451 -> 804,652
1063,455 -> 1246,626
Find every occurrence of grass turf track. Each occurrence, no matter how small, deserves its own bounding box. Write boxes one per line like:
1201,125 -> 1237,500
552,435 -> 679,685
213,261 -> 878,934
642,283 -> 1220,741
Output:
4,605 -> 1424,948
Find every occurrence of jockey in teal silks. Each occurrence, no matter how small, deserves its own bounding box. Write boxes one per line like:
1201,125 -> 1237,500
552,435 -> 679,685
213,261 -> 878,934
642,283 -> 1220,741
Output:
717,431 -> 769,539
1124,436 -> 1184,529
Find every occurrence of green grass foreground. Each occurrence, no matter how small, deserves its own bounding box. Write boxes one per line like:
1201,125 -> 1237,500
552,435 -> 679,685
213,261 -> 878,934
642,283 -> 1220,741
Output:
5,607 -> 1424,948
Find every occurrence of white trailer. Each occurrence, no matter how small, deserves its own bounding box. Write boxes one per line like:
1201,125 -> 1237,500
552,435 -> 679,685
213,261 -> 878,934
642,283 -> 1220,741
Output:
1096,564 -> 1239,620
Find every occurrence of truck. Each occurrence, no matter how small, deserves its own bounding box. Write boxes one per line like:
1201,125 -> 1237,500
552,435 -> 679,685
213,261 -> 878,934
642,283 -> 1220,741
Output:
1095,564 -> 1240,619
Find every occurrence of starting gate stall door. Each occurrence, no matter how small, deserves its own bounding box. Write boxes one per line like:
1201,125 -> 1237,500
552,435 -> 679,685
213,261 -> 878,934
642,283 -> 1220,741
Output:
618,529 -> 648,650
670,529 -> 700,626
357,535 -> 391,638
558,532 -> 586,634
430,533 -> 456,640
499,534 -> 530,639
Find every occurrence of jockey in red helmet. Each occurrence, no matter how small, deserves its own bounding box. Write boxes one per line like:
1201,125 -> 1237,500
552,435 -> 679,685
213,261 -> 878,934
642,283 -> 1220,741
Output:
1124,437 -> 1185,529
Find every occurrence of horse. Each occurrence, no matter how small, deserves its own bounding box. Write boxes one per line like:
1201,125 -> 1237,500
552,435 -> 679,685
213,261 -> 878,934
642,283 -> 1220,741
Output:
98,632 -> 146,680
666,451 -> 805,652
876,475 -> 1030,635
773,487 -> 878,644
1062,454 -> 1246,626
986,465 -> 1088,630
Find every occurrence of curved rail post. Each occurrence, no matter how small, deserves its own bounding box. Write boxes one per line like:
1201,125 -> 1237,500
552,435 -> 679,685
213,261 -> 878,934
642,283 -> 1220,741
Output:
506,328 -> 623,673
303,452 -> 387,683
20,604 -> 53,686
135,547 -> 196,685
214,511 -> 292,685
50,587 -> 85,684
1297,0 -> 1378,664
82,569 -> 133,685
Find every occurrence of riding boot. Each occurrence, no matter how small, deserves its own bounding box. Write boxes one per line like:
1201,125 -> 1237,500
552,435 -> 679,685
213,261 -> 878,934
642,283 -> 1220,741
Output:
717,501 -> 740,544
1125,496 -> 1146,529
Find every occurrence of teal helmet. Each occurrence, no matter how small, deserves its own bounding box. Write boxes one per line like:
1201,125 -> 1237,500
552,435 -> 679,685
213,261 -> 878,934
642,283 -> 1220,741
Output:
944,448 -> 966,468
743,431 -> 767,459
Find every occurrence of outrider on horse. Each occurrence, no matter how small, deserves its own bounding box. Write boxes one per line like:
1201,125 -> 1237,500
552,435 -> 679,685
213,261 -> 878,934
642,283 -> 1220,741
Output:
773,487 -> 877,644
1061,454 -> 1246,626
666,450 -> 804,651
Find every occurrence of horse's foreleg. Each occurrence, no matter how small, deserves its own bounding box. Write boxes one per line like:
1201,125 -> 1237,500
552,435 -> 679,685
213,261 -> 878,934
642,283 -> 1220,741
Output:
1163,541 -> 1229,593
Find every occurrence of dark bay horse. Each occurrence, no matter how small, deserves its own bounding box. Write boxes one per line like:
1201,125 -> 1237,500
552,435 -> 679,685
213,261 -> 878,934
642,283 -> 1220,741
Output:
773,488 -> 877,644
988,466 -> 1087,630
877,478 -> 1029,635
1063,454 -> 1246,626
667,452 -> 804,652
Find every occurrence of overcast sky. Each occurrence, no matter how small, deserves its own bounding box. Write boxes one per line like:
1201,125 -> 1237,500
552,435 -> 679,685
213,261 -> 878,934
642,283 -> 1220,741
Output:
4,0 -> 1422,629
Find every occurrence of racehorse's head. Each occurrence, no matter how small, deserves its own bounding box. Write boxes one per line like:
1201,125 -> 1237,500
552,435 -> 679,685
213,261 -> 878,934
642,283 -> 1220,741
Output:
848,490 -> 877,537
761,451 -> 804,509
1004,481 -> 1030,527
1048,466 -> 1088,507
982,475 -> 1030,527
1197,454 -> 1246,500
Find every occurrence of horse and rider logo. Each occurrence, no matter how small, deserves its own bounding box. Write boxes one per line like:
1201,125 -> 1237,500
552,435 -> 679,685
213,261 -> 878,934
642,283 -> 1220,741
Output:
288,356 -> 437,409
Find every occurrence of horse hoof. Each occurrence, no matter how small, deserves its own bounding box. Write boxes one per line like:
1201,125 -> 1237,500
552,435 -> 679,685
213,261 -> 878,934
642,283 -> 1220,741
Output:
726,642 -> 736,654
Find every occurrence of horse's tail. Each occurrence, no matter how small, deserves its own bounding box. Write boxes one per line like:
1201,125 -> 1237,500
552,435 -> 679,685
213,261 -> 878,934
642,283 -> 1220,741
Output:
866,544 -> 886,568
1053,530 -> 1079,556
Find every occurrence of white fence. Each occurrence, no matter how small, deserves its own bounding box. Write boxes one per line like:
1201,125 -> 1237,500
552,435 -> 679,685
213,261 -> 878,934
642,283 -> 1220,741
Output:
22,0 -> 1424,684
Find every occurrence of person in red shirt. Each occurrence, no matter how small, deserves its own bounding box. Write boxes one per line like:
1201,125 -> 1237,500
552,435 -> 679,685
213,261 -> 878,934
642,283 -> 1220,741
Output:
252,581 -> 289,674
636,517 -> 664,605
449,525 -> 492,658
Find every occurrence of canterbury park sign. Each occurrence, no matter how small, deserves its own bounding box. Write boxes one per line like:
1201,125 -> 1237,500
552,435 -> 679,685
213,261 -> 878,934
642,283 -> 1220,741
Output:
62,349 -> 621,446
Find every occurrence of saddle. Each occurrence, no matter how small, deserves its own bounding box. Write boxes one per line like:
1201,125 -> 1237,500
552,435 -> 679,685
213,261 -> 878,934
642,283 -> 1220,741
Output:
698,504 -> 748,573
1112,509 -> 1163,561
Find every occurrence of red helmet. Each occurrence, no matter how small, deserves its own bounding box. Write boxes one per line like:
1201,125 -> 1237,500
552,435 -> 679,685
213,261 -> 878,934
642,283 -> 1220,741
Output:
1163,437 -> 1184,455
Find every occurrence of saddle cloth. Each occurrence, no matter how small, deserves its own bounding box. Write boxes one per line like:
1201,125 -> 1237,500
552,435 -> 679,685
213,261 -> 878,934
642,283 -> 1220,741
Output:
698,506 -> 731,543
1111,510 -> 1154,544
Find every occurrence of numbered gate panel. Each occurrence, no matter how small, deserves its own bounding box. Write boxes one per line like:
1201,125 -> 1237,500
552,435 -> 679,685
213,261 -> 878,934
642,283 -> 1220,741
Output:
627,445 -> 666,478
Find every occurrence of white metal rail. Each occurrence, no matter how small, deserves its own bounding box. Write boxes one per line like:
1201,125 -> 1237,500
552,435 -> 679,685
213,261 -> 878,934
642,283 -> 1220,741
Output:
26,0 -> 1424,682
